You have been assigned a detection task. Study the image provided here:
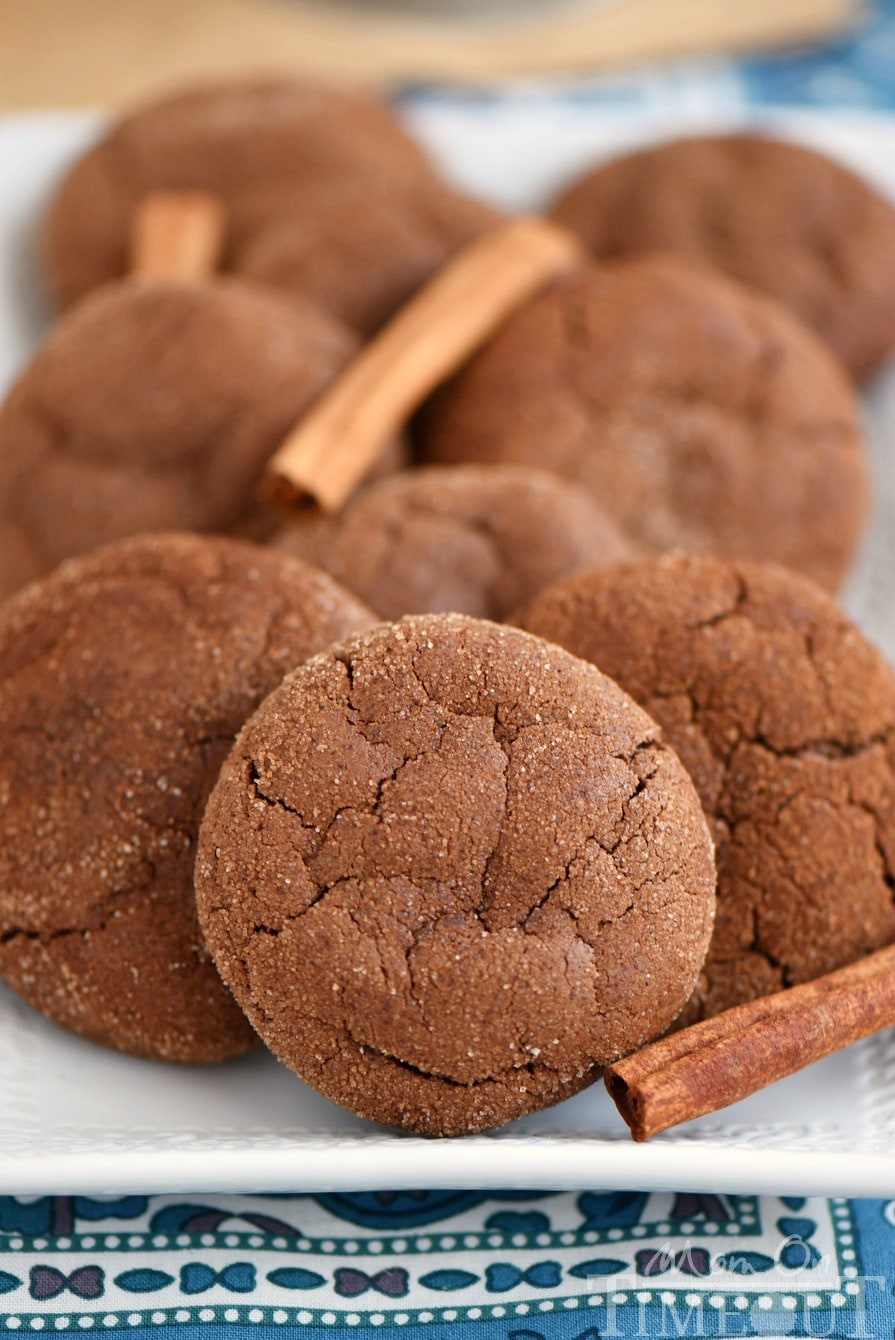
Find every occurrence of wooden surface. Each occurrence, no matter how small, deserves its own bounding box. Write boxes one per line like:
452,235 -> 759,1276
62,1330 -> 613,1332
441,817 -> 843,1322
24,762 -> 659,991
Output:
0,0 -> 859,104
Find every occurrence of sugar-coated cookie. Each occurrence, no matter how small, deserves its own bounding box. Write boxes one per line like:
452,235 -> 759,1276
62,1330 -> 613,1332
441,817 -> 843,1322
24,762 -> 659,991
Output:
42,76 -> 433,310
0,278 -> 356,600
0,534 -> 376,1061
195,613 -> 716,1134
421,256 -> 868,592
274,464 -> 633,621
551,133 -> 895,380
516,555 -> 895,1020
237,177 -> 501,338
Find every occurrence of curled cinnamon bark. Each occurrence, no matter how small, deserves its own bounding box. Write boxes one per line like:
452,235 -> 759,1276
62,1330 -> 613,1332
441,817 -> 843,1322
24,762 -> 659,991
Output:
130,191 -> 227,280
605,942 -> 895,1140
262,217 -> 583,513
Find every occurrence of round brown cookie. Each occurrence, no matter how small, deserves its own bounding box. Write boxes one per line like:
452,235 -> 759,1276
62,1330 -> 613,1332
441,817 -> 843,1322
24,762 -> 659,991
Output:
195,613 -> 716,1135
42,76 -> 434,311
421,255 -> 868,593
550,133 -> 895,381
0,533 -> 376,1061
0,277 -> 358,601
274,464 -> 634,621
236,177 -> 502,338
516,554 -> 895,1020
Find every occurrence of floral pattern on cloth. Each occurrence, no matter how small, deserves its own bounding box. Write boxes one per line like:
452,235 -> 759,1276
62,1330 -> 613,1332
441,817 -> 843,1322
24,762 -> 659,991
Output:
0,1191 -> 888,1334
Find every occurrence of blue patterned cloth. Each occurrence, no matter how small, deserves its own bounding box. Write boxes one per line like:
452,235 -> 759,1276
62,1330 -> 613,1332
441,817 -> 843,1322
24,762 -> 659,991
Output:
2,1191 -> 895,1335
404,0 -> 895,112
741,0 -> 895,109
9,2 -> 895,1335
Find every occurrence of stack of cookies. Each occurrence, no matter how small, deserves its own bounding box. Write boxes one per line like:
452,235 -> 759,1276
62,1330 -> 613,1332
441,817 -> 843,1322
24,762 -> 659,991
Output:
1,76 -> 894,1137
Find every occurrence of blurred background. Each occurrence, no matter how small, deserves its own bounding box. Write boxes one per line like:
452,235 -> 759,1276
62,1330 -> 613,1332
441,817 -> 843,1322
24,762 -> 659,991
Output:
0,0 -> 892,105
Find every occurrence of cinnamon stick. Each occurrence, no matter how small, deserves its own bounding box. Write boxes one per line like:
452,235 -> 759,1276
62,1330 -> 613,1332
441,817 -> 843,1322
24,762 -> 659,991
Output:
262,217 -> 583,513
129,190 -> 227,280
605,942 -> 895,1141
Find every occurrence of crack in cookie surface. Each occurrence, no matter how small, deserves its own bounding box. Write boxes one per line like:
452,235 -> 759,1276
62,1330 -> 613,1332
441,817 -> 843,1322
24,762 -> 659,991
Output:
517,554 -> 895,1021
421,257 -> 867,593
195,613 -> 716,1134
0,533 -> 375,1060
276,465 -> 631,622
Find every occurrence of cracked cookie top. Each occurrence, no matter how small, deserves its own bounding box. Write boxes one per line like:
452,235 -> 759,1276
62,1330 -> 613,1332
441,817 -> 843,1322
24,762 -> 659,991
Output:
0,532 -> 376,1062
195,613 -> 716,1135
420,255 -> 868,593
0,277 -> 356,601
274,464 -> 633,622
516,554 -> 895,1020
550,133 -> 895,381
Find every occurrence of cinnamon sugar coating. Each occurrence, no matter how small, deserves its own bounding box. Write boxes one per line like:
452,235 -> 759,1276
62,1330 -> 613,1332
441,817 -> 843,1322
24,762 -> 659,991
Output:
516,555 -> 895,1020
195,614 -> 716,1134
551,133 -> 895,380
42,76 -> 433,310
274,464 -> 633,621
237,177 -> 501,338
421,256 -> 869,593
0,534 -> 376,1061
0,278 -> 356,600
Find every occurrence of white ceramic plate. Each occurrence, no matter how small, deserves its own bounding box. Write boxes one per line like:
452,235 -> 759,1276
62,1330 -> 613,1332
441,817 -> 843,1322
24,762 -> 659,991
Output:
1,106 -> 895,1198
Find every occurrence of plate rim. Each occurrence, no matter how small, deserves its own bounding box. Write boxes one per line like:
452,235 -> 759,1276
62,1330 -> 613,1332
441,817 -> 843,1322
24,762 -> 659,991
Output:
3,104 -> 895,1196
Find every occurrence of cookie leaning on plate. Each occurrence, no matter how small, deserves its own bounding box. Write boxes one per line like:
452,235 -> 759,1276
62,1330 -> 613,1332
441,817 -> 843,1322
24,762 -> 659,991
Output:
0,533 -> 376,1062
195,613 -> 716,1135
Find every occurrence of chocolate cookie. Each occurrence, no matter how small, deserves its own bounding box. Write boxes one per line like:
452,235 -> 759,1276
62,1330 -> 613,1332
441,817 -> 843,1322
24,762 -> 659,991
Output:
421,255 -> 868,593
550,133 -> 895,381
195,613 -> 716,1134
42,76 -> 434,311
236,177 -> 501,338
275,464 -> 633,621
516,555 -> 895,1020
0,277 -> 356,601
0,533 -> 376,1061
